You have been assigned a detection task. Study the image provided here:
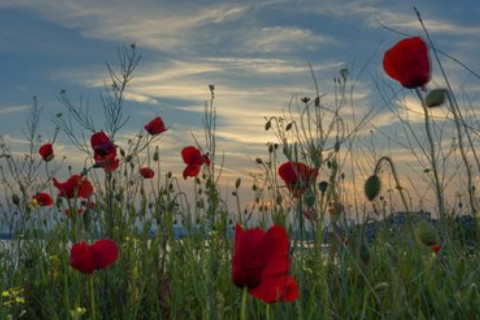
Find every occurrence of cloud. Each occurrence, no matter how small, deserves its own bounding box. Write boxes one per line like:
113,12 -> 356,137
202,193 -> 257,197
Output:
239,26 -> 334,54
0,105 -> 29,115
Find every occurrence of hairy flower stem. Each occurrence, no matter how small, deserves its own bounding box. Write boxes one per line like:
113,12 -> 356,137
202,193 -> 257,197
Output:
445,92 -> 477,216
415,6 -> 477,217
373,156 -> 410,213
414,88 -> 446,221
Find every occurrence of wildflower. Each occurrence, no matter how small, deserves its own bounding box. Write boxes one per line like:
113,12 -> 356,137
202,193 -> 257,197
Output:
181,146 -> 210,179
232,224 -> 299,303
32,192 -> 53,206
278,162 -> 317,197
430,244 -> 442,254
415,221 -> 441,254
90,131 -> 119,173
70,239 -> 119,274
52,174 -> 94,199
383,37 -> 431,89
144,117 -> 167,135
38,143 -> 54,162
139,167 -> 155,179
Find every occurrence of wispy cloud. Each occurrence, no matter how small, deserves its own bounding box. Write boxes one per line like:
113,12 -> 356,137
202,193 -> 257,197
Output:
239,26 -> 335,54
0,105 -> 29,115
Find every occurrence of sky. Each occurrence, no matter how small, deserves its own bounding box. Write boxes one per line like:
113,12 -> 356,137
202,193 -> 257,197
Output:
0,0 -> 479,216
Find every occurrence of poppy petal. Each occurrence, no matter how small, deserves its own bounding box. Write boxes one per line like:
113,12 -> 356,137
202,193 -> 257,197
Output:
249,276 -> 299,303
183,164 -> 200,179
91,239 -> 119,270
181,146 -> 202,165
70,242 -> 96,274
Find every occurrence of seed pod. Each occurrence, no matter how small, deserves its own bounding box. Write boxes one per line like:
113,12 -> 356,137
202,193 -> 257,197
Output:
285,122 -> 293,131
426,88 -> 447,108
414,221 -> 440,247
364,175 -> 381,201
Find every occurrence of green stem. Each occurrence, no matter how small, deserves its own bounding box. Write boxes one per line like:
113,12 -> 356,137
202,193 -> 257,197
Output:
266,303 -> 271,320
373,156 -> 410,213
89,276 -> 96,320
414,88 -> 446,221
240,287 -> 248,320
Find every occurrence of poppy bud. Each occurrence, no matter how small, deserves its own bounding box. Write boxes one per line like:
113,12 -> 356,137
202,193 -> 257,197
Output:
12,194 -> 20,206
265,120 -> 272,131
235,177 -> 241,189
425,88 -> 447,108
255,158 -> 263,164
334,141 -> 340,152
153,147 -> 160,162
364,175 -> 381,201
285,122 -> 293,131
319,181 -> 328,194
414,221 -> 440,247
305,192 -> 315,207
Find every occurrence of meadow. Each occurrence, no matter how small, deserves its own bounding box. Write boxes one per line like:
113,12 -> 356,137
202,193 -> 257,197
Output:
1,17 -> 480,320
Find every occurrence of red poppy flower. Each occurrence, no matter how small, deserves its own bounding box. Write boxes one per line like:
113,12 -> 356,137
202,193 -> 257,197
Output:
278,162 -> 317,197
39,143 -> 54,162
383,37 -> 431,89
430,244 -> 441,254
181,146 -> 210,179
232,224 -> 299,303
32,192 -> 53,206
94,151 -> 119,173
52,174 -> 94,199
90,131 -> 119,172
139,167 -> 155,179
144,117 -> 167,135
70,239 -> 119,274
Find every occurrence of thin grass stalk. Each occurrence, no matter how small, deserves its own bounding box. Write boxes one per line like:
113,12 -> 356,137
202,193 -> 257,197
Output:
414,88 -> 446,221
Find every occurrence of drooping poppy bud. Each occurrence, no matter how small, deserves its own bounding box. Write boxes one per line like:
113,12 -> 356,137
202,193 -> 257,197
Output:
364,175 -> 381,201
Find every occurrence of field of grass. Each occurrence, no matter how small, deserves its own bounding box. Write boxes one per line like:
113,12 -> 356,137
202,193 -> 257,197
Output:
2,21 -> 480,320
